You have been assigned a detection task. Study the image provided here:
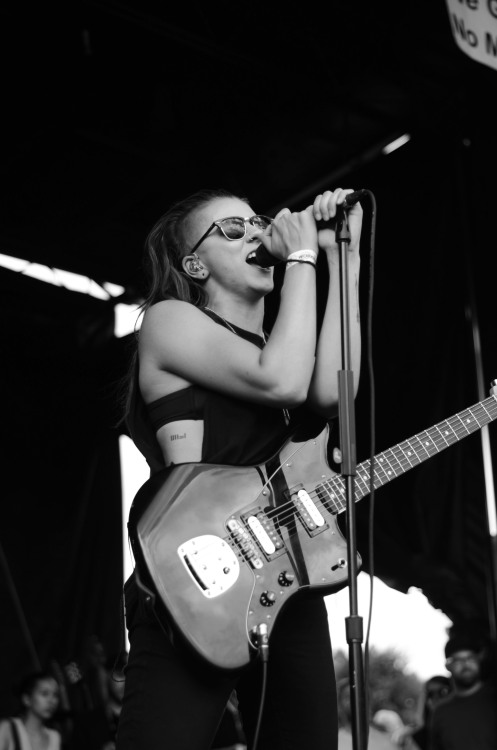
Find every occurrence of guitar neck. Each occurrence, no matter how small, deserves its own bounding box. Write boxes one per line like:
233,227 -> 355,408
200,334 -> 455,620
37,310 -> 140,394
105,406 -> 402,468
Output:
323,393 -> 497,514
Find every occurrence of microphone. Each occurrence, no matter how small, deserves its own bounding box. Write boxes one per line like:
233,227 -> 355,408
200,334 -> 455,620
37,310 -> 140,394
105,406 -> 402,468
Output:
246,189 -> 366,267
341,189 -> 366,207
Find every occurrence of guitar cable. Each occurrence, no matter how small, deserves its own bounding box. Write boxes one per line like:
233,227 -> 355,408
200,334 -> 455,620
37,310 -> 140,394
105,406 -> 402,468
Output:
251,624 -> 269,750
361,190 -> 377,727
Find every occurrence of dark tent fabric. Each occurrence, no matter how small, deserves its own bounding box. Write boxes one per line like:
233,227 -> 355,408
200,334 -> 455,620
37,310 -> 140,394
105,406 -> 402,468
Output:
1,0 -> 497,721
349,132 -> 497,642
1,271 -> 124,713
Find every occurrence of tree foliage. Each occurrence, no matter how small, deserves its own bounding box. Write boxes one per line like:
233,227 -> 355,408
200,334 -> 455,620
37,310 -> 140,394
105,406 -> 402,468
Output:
334,647 -> 423,726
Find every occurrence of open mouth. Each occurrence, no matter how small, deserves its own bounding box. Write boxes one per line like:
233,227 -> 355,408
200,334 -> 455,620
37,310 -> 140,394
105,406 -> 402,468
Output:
245,246 -> 271,269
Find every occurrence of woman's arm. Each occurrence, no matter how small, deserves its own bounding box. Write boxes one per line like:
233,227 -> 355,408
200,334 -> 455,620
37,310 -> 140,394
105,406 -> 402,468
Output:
306,189 -> 362,418
139,208 -> 321,408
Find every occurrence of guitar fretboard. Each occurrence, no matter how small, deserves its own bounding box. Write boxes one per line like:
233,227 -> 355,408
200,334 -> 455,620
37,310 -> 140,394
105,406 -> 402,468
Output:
320,394 -> 497,514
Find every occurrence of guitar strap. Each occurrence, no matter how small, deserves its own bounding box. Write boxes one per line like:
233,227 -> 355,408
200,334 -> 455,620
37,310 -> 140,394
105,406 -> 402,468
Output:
265,455 -> 310,586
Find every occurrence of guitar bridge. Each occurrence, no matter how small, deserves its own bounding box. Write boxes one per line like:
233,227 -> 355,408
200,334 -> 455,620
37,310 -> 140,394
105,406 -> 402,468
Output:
177,535 -> 240,598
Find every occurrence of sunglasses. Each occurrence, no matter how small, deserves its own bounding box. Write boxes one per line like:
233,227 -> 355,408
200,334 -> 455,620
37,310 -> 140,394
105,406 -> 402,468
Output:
190,215 -> 272,254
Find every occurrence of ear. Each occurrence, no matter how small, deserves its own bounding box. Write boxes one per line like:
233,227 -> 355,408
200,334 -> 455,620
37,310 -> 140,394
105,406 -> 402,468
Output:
182,254 -> 209,280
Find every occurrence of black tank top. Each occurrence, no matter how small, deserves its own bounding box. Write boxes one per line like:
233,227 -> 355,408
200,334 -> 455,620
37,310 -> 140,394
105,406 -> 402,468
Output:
126,311 -> 311,473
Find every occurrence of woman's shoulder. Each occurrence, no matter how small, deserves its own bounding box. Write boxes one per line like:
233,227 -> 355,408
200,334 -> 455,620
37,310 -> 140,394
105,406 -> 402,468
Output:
142,300 -> 206,333
46,727 -> 61,750
146,298 -> 201,317
0,719 -> 59,750
139,301 -> 215,375
0,719 -> 14,748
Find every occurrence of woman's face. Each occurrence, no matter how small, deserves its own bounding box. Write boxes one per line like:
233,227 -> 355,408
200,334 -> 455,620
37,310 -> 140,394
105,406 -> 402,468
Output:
23,677 -> 59,721
186,197 -> 274,299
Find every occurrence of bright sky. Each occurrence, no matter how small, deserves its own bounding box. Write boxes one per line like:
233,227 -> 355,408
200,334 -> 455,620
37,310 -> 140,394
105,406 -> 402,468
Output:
326,574 -> 452,680
119,435 -> 452,682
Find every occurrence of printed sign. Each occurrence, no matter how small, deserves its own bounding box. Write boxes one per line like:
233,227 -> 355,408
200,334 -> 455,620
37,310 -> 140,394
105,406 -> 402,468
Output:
445,0 -> 497,70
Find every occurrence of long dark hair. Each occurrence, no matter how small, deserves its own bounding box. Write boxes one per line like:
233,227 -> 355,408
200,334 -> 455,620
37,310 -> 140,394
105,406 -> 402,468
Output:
141,187 -> 242,313
121,188 -> 243,426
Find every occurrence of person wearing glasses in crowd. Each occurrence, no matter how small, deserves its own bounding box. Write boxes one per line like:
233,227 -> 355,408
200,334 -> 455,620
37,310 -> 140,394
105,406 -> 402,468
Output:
117,187 -> 362,750
428,634 -> 497,750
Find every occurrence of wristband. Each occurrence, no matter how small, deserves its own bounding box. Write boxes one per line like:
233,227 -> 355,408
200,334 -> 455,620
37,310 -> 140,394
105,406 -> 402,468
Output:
286,249 -> 317,268
286,260 -> 316,269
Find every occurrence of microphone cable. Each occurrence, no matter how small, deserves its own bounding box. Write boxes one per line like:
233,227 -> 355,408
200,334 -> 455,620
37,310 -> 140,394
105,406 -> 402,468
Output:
251,661 -> 268,750
358,189 -> 378,727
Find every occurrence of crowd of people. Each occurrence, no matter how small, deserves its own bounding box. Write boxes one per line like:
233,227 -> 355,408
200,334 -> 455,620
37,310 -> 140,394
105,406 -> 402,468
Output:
335,632 -> 497,750
423,634 -> 497,750
1,630 -> 495,750
0,638 -> 126,750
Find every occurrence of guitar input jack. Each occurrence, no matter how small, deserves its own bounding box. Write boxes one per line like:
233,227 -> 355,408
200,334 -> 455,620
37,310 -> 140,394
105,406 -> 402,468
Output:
254,623 -> 269,662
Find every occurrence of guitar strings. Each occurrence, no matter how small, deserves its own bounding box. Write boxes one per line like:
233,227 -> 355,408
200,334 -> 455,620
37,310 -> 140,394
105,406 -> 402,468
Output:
175,399 -> 497,562
260,400 -> 496,530
216,398 -> 497,559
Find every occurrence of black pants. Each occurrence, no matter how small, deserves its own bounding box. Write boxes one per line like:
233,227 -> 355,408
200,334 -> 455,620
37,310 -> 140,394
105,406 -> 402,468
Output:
116,576 -> 338,750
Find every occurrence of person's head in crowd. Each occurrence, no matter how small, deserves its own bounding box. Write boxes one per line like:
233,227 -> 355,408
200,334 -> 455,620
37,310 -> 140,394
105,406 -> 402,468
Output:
420,674 -> 452,724
444,634 -> 486,694
85,634 -> 107,668
19,671 -> 59,723
424,675 -> 451,707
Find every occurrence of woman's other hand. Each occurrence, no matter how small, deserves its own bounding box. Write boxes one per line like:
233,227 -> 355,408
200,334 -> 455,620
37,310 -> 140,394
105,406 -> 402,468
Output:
311,188 -> 363,257
259,206 -> 318,262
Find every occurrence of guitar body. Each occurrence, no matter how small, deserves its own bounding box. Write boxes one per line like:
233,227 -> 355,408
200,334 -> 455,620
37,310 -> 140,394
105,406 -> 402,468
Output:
129,383 -> 497,671
131,425 -> 356,671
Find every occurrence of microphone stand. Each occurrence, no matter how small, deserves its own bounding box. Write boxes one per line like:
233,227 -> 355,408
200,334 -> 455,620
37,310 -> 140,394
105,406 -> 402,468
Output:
335,205 -> 367,750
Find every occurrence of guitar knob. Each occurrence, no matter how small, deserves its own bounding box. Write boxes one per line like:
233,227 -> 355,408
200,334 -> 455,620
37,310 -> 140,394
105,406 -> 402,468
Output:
278,571 -> 295,587
260,590 -> 277,606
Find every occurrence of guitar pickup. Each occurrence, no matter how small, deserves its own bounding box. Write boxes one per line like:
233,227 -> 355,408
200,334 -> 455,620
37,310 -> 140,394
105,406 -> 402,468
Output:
289,486 -> 329,537
228,508 -> 285,563
241,507 -> 286,561
247,515 -> 276,555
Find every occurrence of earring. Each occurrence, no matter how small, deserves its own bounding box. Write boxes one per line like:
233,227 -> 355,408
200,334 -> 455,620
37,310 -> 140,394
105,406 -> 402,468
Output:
191,253 -> 203,272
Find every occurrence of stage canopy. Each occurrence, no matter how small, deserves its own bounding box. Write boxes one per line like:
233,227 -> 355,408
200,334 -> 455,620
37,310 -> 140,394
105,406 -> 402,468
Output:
1,0 -> 497,713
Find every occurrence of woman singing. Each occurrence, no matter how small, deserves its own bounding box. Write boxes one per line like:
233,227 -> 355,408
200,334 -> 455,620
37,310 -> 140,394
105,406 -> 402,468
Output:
117,187 -> 362,750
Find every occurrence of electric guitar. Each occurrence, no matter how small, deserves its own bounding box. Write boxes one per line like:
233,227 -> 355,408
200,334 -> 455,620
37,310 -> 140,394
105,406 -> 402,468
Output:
131,382 -> 497,671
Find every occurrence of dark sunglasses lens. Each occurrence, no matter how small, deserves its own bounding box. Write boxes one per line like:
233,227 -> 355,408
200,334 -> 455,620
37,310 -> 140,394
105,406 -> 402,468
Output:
219,218 -> 246,239
251,216 -> 271,231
